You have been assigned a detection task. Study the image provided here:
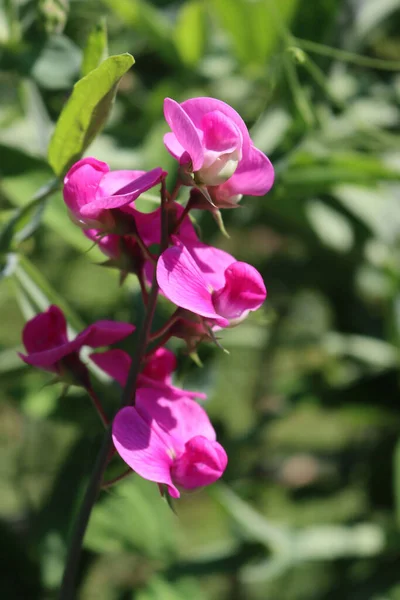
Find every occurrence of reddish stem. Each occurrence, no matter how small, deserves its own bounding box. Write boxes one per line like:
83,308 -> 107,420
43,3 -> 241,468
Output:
87,387 -> 109,428
102,468 -> 133,490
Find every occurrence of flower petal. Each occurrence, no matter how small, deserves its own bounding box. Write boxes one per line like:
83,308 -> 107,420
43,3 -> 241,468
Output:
80,168 -> 165,217
89,349 -> 130,386
112,406 -> 179,497
22,305 -> 68,354
63,157 -> 109,215
136,390 -> 215,443
164,98 -> 204,170
82,321 -> 135,348
217,145 -> 274,198
172,435 -> 227,490
157,244 -> 220,319
212,261 -> 266,320
181,97 -> 251,153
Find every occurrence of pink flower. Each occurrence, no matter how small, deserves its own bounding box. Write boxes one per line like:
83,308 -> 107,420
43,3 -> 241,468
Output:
19,305 -> 135,384
156,242 -> 266,326
163,97 -> 274,201
63,157 -> 166,229
112,389 -> 227,497
90,346 -> 206,400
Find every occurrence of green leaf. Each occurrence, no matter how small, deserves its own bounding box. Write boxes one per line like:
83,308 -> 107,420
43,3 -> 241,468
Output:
81,17 -> 108,77
47,53 -> 135,176
174,1 -> 206,67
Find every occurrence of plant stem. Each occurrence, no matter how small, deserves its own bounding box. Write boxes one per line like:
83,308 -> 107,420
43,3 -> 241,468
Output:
58,180 -> 169,600
102,467 -> 133,489
58,430 -> 113,600
293,37 -> 400,71
148,311 -> 179,343
87,387 -> 109,428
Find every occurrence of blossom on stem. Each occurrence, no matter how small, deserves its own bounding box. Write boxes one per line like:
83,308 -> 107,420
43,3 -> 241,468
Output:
90,346 -> 206,399
157,242 -> 266,327
63,157 -> 166,229
112,389 -> 227,497
163,97 -> 274,203
19,305 -> 135,386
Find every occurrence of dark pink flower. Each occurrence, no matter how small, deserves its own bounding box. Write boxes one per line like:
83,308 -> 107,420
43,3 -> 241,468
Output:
163,97 -> 274,201
90,346 -> 206,400
156,243 -> 266,326
112,389 -> 227,497
63,157 -> 166,229
19,305 -> 135,384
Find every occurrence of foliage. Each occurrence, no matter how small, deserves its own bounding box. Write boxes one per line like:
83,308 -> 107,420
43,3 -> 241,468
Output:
1,0 -> 400,598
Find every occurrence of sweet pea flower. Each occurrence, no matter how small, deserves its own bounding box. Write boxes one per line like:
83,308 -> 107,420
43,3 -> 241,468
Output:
157,242 -> 266,327
163,97 -> 274,201
112,389 -> 227,497
19,305 -> 135,385
63,157 -> 166,229
90,346 -> 206,400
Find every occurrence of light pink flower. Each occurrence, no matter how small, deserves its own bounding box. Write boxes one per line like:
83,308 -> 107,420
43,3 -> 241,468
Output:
90,346 -> 206,400
112,389 -> 227,497
63,157 -> 166,229
19,305 -> 135,380
163,97 -> 274,200
157,242 -> 266,326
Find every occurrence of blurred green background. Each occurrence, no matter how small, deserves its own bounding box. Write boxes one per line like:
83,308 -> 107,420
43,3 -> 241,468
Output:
1,0 -> 400,598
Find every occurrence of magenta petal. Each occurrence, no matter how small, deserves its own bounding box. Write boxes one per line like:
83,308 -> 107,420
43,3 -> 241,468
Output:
157,244 -> 219,319
19,335 -> 86,369
172,436 -> 227,490
163,132 -> 186,162
181,97 -> 251,153
89,349 -> 130,386
164,98 -> 204,171
136,390 -> 215,443
82,321 -> 135,348
112,406 -> 179,497
219,145 -> 274,197
142,347 -> 176,383
185,241 -> 236,291
80,168 -> 165,217
201,110 -> 242,161
212,261 -> 266,320
97,170 -> 146,197
22,305 -> 68,354
63,158 -> 109,216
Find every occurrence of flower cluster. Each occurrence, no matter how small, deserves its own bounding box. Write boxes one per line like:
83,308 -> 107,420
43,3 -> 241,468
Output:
20,97 -> 273,497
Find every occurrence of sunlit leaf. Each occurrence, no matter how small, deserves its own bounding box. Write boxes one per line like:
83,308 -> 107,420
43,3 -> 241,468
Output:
48,53 -> 135,176
81,17 -> 108,77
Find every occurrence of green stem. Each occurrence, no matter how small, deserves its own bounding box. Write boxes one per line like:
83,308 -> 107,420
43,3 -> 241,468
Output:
57,180 -> 169,600
293,37 -> 400,71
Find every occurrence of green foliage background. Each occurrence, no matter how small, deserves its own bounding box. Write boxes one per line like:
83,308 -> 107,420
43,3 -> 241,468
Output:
1,0 -> 400,598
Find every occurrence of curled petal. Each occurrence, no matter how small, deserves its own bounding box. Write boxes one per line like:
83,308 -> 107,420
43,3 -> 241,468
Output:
142,348 -> 177,383
22,305 -> 68,354
216,145 -> 274,198
172,435 -> 227,490
181,97 -> 251,153
112,406 -> 179,497
212,262 -> 266,320
63,157 -> 109,215
164,98 -> 204,170
80,168 -> 166,218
